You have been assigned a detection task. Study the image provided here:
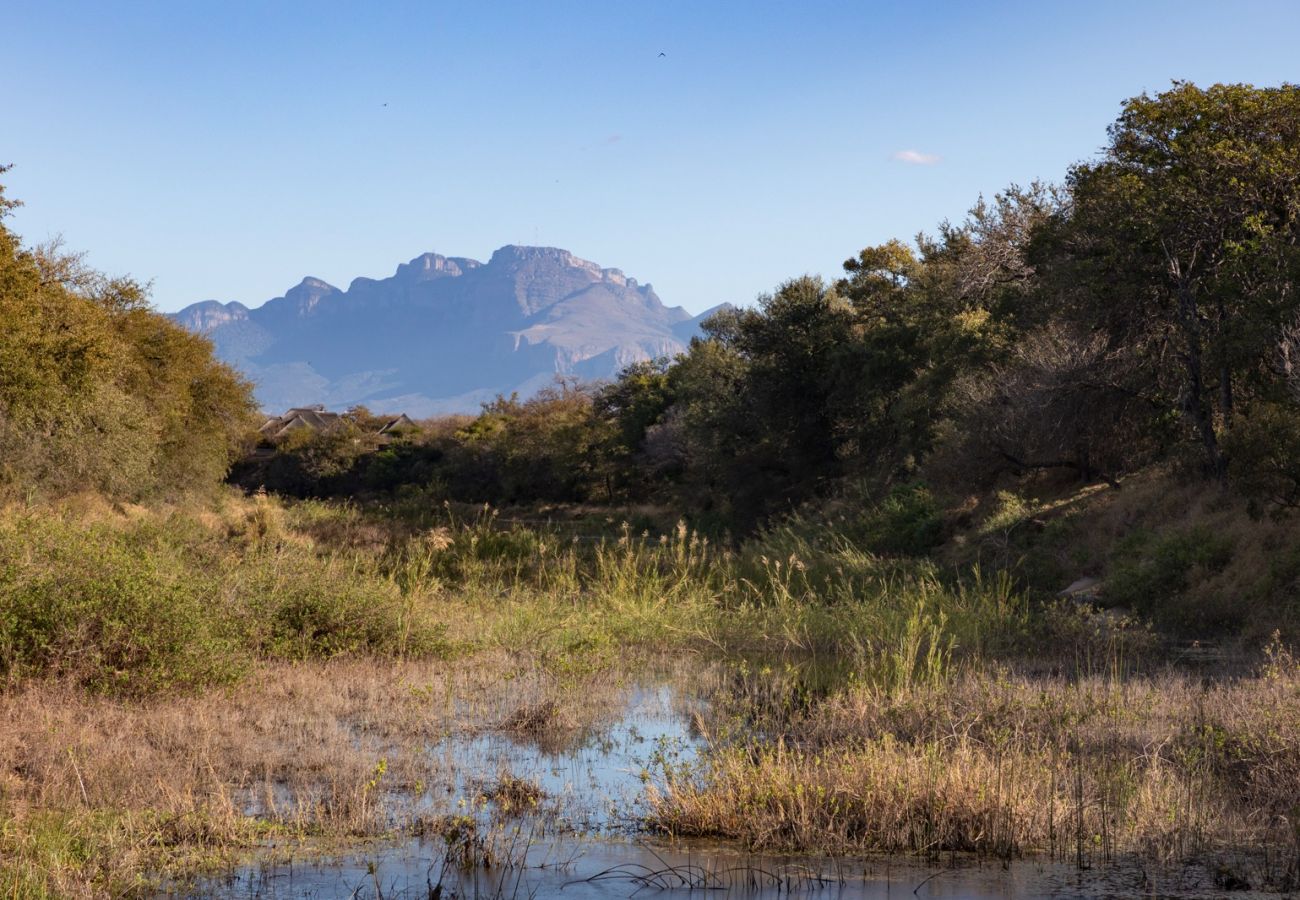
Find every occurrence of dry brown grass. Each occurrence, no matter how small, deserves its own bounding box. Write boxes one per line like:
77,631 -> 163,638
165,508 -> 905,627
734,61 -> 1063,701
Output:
650,649 -> 1300,886
0,654 -> 627,897
497,699 -> 584,754
6,480 -> 1300,895
473,771 -> 547,814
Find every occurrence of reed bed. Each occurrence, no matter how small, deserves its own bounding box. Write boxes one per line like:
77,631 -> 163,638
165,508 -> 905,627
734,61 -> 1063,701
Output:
649,645 -> 1300,890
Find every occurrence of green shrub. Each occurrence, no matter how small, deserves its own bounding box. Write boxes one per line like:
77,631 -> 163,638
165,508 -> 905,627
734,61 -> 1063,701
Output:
857,483 -> 945,556
0,516 -> 244,695
0,509 -> 453,696
1224,401 -> 1300,513
233,548 -> 449,661
1106,526 -> 1237,630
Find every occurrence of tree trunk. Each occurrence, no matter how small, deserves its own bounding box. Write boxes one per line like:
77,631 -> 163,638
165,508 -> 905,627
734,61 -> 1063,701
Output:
1176,282 -> 1226,480
1220,364 -> 1234,427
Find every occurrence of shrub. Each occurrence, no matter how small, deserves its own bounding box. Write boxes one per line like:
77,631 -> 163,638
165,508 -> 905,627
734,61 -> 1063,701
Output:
0,516 -> 244,695
1224,401 -> 1300,513
0,507 -> 451,696
1106,526 -> 1237,631
857,483 -> 944,557
233,548 -> 449,661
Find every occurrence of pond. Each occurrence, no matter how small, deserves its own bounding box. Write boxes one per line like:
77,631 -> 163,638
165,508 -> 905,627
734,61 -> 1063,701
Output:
160,671 -> 1274,899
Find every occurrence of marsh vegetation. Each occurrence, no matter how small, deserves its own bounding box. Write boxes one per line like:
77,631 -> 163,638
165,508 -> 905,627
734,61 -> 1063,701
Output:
1,494 -> 1297,897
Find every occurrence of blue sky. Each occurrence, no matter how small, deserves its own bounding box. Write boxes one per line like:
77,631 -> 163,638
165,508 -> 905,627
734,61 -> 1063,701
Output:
4,1 -> 1299,314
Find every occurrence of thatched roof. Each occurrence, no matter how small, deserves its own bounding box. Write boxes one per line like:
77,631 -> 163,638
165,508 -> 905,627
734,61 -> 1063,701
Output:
259,407 -> 413,443
260,406 -> 344,441
378,414 -> 415,434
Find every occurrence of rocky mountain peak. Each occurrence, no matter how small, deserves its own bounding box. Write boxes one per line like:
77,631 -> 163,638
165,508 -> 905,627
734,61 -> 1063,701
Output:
282,277 -> 341,316
393,252 -> 480,283
174,299 -> 250,334
172,246 -> 719,415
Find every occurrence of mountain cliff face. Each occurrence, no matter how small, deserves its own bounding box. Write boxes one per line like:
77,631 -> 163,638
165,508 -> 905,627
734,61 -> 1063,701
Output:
173,246 -> 724,415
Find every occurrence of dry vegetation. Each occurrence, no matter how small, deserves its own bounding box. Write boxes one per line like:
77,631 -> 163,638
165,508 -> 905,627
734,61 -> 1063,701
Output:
653,650 -> 1300,891
0,653 -> 628,897
3,485 -> 1300,896
944,467 -> 1300,640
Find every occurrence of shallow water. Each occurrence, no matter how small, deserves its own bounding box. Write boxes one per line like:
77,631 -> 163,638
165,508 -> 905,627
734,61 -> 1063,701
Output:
164,674 -> 1279,900
171,838 -> 1272,899
423,682 -> 692,834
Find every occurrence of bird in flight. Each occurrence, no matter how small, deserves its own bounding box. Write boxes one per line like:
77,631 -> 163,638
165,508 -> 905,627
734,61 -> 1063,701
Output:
658,51 -> 666,57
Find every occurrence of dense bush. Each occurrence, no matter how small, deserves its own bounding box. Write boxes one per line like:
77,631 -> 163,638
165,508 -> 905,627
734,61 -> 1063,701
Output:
0,172 -> 256,500
233,546 -> 448,660
0,515 -> 242,695
0,506 -> 450,695
1224,402 -> 1300,512
855,483 -> 945,557
1105,526 -> 1238,631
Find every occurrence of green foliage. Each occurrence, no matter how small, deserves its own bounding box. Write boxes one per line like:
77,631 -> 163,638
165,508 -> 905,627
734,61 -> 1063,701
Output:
856,483 -> 945,557
0,506 -> 450,695
666,277 -> 874,529
595,357 -> 674,452
258,421 -> 377,494
0,515 -> 243,695
0,174 -> 256,500
1224,401 -> 1300,512
1106,526 -> 1237,630
233,547 -> 448,660
1057,82 -> 1300,479
450,381 -> 614,503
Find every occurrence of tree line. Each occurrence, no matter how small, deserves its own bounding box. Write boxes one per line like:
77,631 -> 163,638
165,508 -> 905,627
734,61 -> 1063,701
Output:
255,82 -> 1300,532
8,81 -> 1300,527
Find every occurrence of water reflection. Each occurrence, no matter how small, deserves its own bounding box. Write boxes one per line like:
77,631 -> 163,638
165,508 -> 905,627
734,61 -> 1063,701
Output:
163,671 -> 1262,900
174,837 -> 1220,899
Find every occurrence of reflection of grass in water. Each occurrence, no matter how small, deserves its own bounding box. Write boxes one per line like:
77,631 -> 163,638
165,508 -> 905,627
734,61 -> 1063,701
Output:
566,852 -> 844,893
495,699 -> 583,755
414,813 -> 534,870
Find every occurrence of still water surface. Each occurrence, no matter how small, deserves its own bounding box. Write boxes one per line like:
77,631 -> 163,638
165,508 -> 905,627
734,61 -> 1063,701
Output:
164,678 -> 1270,899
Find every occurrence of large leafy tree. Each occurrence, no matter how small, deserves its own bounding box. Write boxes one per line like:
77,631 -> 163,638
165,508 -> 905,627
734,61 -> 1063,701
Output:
662,278 -> 860,527
1057,82 -> 1300,478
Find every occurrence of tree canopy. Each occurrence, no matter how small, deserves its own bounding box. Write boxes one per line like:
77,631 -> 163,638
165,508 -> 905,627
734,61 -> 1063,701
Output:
0,168 -> 257,499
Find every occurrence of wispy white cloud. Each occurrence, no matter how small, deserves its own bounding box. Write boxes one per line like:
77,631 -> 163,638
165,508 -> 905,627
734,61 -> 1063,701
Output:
891,149 -> 941,165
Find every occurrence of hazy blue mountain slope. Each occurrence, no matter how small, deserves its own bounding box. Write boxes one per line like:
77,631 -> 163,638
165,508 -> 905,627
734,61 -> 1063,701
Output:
173,246 -> 727,415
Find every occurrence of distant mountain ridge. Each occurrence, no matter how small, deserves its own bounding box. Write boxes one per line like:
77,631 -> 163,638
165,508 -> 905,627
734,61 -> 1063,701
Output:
173,246 -> 726,415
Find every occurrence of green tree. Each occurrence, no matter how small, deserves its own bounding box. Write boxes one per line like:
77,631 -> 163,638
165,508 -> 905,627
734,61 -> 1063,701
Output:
593,357 -> 676,498
1056,82 -> 1300,479
0,170 -> 256,498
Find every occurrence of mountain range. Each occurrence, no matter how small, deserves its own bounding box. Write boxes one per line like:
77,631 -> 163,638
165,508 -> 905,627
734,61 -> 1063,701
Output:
172,246 -> 724,416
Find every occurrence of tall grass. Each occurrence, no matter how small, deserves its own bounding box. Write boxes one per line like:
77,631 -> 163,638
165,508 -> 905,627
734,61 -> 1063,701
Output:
649,646 -> 1300,880
2,492 -> 1297,895
0,501 -> 450,695
0,492 -> 1030,698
